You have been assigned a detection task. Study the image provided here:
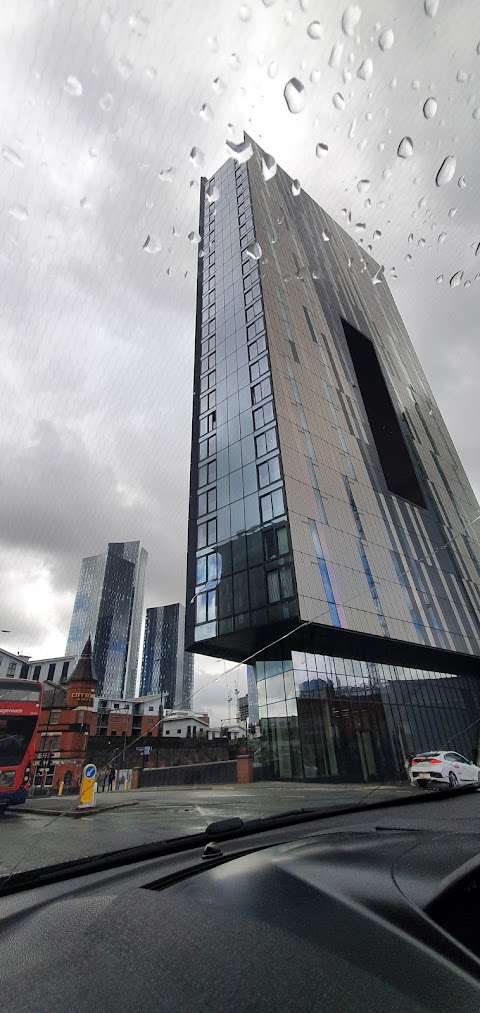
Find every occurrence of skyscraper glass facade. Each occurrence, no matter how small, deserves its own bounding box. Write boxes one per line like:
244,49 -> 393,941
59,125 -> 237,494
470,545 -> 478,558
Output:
140,603 -> 194,709
185,140 -> 480,782
66,541 -> 147,698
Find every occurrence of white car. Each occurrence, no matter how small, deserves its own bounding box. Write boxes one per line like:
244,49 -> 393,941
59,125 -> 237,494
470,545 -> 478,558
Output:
411,750 -> 480,789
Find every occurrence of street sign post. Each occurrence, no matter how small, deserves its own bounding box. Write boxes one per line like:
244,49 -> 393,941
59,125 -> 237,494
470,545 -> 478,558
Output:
78,763 -> 97,808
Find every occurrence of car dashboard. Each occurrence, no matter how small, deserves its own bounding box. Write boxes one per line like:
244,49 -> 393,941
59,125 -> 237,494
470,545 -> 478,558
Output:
1,791 -> 480,1012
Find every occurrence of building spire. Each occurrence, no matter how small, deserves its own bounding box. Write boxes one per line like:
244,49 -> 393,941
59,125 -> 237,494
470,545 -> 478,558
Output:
68,637 -> 97,684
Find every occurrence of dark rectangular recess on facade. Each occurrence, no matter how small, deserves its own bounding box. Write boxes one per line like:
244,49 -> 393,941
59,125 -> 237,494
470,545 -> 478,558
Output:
341,319 -> 425,508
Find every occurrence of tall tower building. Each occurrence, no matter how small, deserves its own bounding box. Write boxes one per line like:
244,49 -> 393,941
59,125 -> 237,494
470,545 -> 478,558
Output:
66,541 -> 147,698
185,139 -> 480,782
140,603 -> 194,710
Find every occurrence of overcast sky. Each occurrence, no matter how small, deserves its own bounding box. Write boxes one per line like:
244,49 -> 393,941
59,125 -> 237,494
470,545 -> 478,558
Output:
0,0 -> 479,723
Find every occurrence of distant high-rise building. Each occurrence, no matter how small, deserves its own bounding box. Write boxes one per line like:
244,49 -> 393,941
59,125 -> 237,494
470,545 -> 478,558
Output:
140,603 -> 194,709
66,541 -> 147,698
185,139 -> 480,782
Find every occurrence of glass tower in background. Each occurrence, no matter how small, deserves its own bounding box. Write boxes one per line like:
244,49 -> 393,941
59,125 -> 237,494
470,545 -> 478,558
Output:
66,541 -> 147,698
185,138 -> 480,782
140,603 -> 194,710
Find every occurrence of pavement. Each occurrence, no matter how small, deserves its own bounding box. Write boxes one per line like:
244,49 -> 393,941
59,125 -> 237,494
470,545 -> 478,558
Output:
0,781 -> 410,879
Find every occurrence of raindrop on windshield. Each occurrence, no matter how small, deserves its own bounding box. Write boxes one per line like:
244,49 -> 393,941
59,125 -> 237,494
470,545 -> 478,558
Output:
312,268 -> 320,279
99,92 -> 114,111
261,0 -> 276,6
450,270 -> 464,288
188,230 -> 201,244
408,233 -> 414,243
448,207 -> 457,217
423,96 -> 437,119
333,92 -> 345,110
343,67 -> 352,84
2,145 -> 24,168
436,275 -> 444,283
205,181 -> 220,203
329,42 -> 344,68
310,68 -> 321,84
371,265 -> 384,285
348,118 -> 357,138
322,229 -> 331,241
373,229 -> 381,239
117,56 -> 133,78
100,7 -> 114,31
424,0 -> 439,17
435,155 -> 456,186
159,167 -> 175,183
307,21 -> 323,39
342,5 -> 361,37
472,107 -> 480,119
64,75 -> 83,96
378,29 -> 394,50
292,179 -> 301,196
229,53 -> 241,69
397,136 -> 413,158
316,143 -> 328,157
405,254 -> 412,263
199,103 -> 213,121
357,58 -> 373,81
357,179 -> 370,193
190,146 -> 205,168
8,203 -> 28,221
238,3 -> 251,21
438,231 -> 446,243
267,60 -> 279,79
145,66 -> 157,79
245,240 -> 262,260
143,233 -> 161,253
456,70 -> 467,83
355,222 -> 366,232
464,279 -> 471,288
284,78 -> 306,113
211,77 -> 226,94
80,196 -> 92,210
261,153 -> 277,180
458,175 -> 466,188
226,137 -> 253,162
475,242 -> 480,256
129,11 -> 150,35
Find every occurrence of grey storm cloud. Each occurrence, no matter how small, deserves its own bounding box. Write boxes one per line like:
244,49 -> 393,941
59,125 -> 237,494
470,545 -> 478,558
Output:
0,0 -> 479,714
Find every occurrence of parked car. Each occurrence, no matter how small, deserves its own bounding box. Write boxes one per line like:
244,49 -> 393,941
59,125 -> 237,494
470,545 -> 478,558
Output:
411,751 -> 480,789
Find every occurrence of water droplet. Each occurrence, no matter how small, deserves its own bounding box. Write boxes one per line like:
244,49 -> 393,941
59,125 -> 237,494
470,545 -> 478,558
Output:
424,0 -> 439,16
212,77 -> 226,94
307,20 -> 322,38
464,279 -> 471,288
378,29 -> 394,50
261,153 -> 277,180
448,207 -> 457,217
226,137 -> 253,162
100,6 -> 114,31
322,229 -> 331,241
99,92 -> 114,111
267,60 -> 279,79
423,96 -> 437,118
347,118 -> 357,139
206,180 -> 220,203
229,53 -> 241,69
373,229 -> 381,239
365,111 -> 373,122
145,197 -> 154,209
456,70 -> 467,83
473,107 -> 480,119
355,222 -> 366,232
316,142 -> 328,158
238,3 -> 251,21
189,146 -> 205,169
475,273 -> 480,281
64,75 -> 83,96
88,146 -> 99,158
333,92 -> 345,110
145,66 -> 157,79
79,196 -> 92,210
342,5 -> 361,37
358,138 -> 368,152
450,270 -> 463,288
371,265 -> 383,285
435,155 -> 456,186
199,103 -> 213,121
329,42 -> 344,68
438,231 -> 446,243
261,0 -> 276,6
129,10 -> 150,35
2,145 -> 24,169
188,230 -> 201,244
8,203 -> 28,221
357,58 -> 373,81
277,211 -> 285,224
357,179 -> 370,193
408,233 -> 414,243
397,136 -> 413,158
390,269 -> 398,278
292,179 -> 301,196
284,78 -> 306,113
143,233 -> 161,253
312,268 -> 320,279
117,55 -> 133,78
405,254 -> 412,263
418,238 -> 425,247
475,242 -> 480,256
382,167 -> 391,181
458,174 -> 466,188
245,240 -> 262,260
207,35 -> 219,52
310,68 -> 321,84
284,9 -> 294,25
411,79 -> 420,90
342,67 -> 352,84
159,167 -> 175,183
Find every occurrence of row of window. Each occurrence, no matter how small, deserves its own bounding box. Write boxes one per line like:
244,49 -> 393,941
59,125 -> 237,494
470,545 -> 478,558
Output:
196,560 -> 294,624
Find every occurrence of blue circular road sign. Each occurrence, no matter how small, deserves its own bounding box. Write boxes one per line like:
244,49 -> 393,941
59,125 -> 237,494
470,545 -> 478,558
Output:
84,764 -> 97,779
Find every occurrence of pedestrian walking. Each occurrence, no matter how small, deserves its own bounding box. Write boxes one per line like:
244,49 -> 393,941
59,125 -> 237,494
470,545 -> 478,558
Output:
108,767 -> 116,791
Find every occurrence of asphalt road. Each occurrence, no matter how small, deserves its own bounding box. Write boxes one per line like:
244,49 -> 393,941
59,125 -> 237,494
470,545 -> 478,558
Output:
0,782 -> 410,878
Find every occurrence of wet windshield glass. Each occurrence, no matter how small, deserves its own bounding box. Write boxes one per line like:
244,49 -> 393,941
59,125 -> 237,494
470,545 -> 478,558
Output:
1,0 -> 480,880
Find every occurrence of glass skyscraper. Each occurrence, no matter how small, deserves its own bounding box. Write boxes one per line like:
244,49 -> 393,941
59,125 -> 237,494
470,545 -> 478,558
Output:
140,603 -> 194,709
185,138 -> 480,783
66,541 -> 147,698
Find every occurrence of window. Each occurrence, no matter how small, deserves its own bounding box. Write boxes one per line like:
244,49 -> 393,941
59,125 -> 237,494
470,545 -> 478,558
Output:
6,662 -> 17,677
32,664 -> 41,681
199,434 -> 216,460
198,487 -> 216,516
60,661 -> 69,683
253,402 -> 275,429
200,351 -> 215,374
113,703 -> 120,709
303,305 -> 319,344
165,729 -> 170,735
257,456 -> 281,488
248,334 -> 266,360
148,706 -> 154,712
266,565 -> 294,603
249,356 -> 269,382
47,663 -> 56,681
260,488 -> 285,522
255,427 -> 277,457
199,411 -> 216,436
342,319 -> 426,508
50,710 -> 60,725
252,377 -> 271,404
200,369 -> 216,393
264,525 -> 289,560
289,339 -> 300,363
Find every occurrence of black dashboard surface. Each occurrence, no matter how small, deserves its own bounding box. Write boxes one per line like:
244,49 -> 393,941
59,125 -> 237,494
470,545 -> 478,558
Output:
2,791 -> 480,1013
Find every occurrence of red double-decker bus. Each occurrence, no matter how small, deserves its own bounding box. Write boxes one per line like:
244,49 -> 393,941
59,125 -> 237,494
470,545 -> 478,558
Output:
0,678 -> 43,812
